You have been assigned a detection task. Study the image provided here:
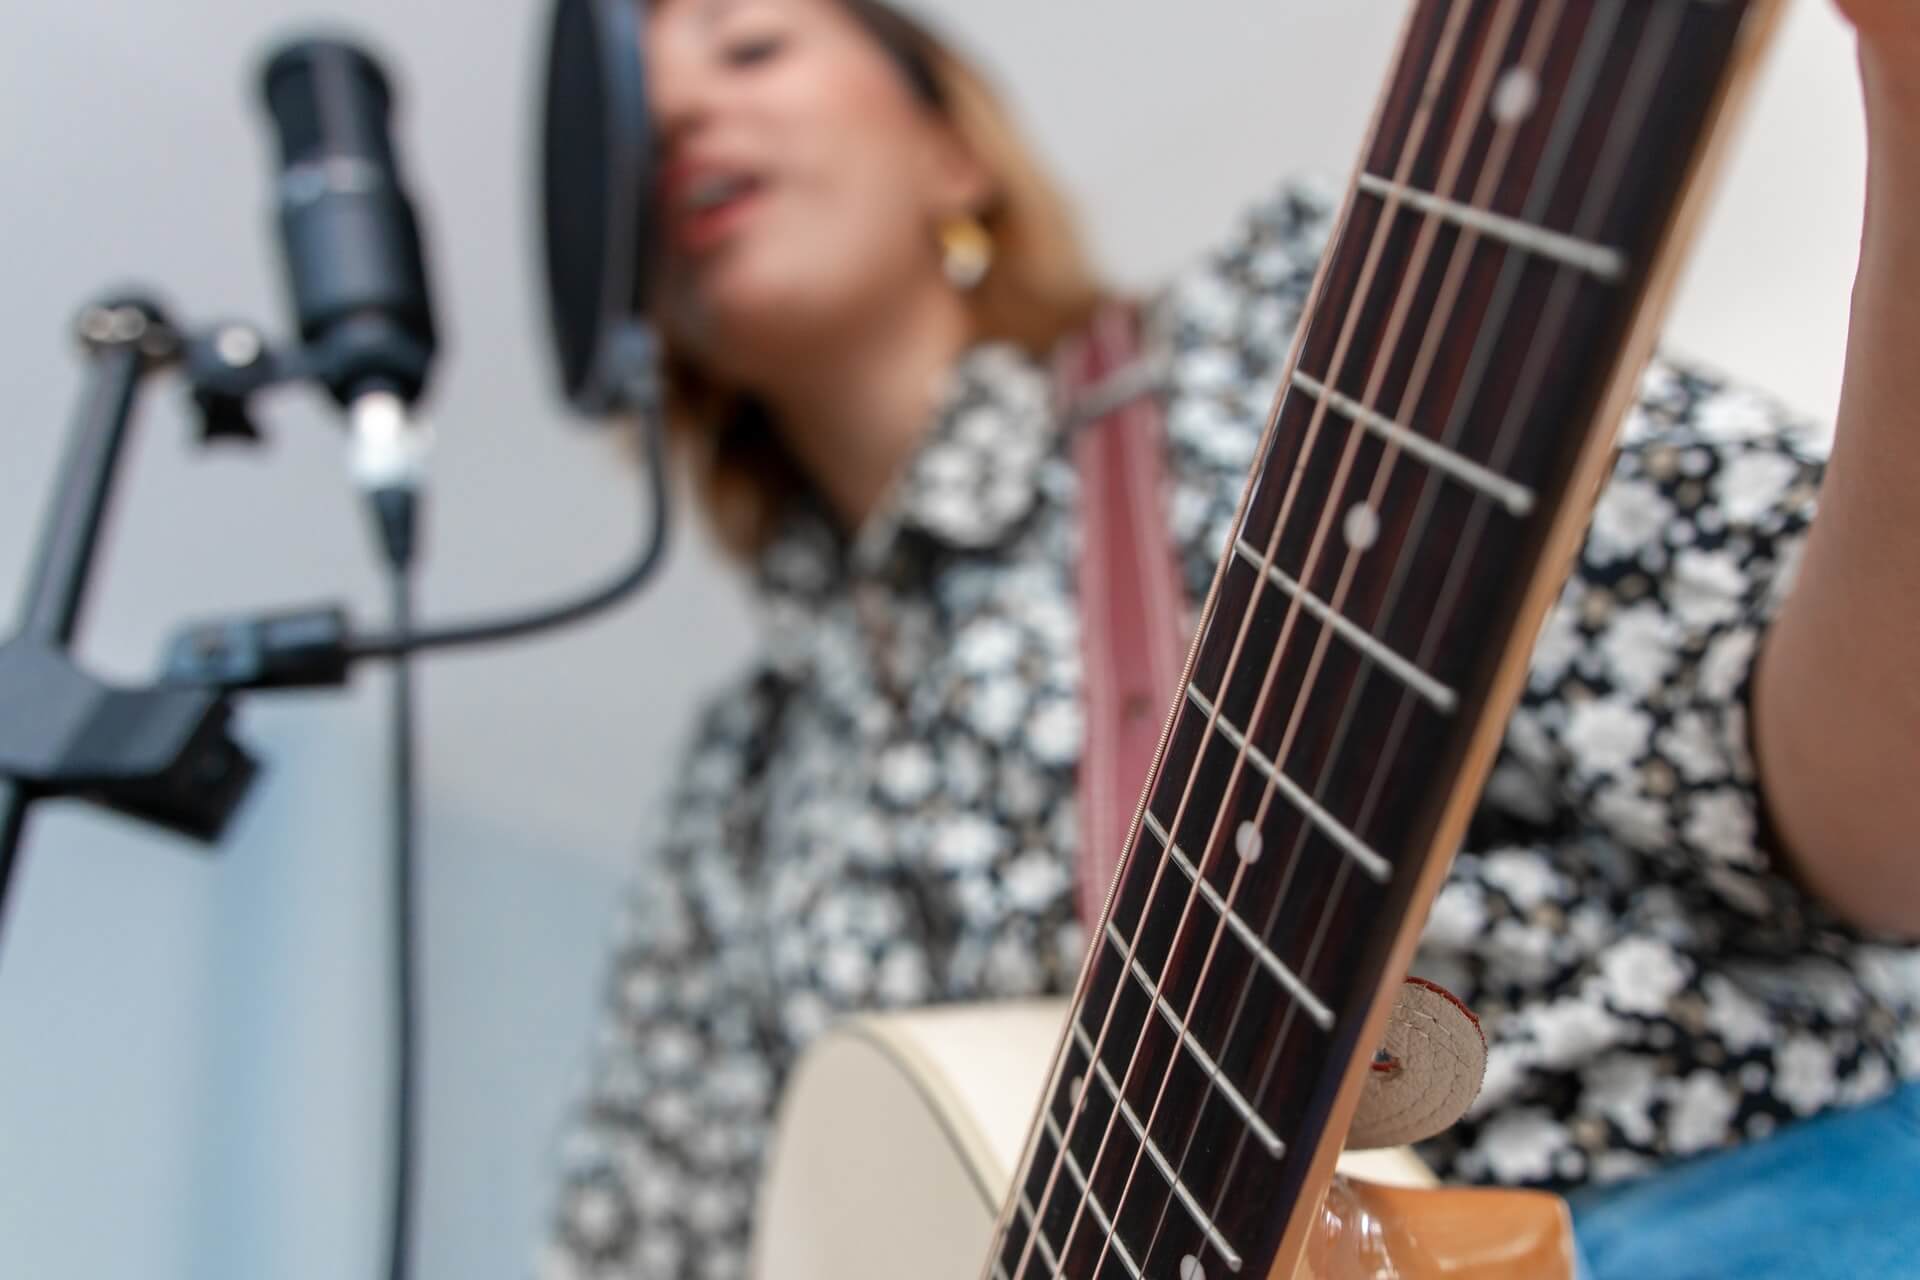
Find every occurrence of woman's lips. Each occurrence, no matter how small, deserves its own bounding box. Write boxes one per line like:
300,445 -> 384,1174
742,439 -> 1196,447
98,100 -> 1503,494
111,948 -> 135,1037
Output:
672,181 -> 765,256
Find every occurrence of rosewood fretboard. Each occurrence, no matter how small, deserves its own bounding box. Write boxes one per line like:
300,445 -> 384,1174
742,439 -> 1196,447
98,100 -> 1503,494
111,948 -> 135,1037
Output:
986,2 -> 1786,1278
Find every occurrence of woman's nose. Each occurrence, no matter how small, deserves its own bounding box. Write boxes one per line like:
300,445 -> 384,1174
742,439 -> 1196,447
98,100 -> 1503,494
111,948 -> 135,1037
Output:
646,35 -> 718,148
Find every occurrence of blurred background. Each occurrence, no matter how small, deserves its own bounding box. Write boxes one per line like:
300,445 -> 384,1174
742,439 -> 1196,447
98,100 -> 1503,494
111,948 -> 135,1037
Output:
0,1 -> 1868,1277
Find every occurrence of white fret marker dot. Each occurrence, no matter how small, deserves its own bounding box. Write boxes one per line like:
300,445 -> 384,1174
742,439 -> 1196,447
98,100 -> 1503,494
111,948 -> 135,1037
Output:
1343,503 -> 1380,551
1180,1256 -> 1206,1280
1493,68 -> 1539,124
1236,820 -> 1264,864
1070,1076 -> 1086,1105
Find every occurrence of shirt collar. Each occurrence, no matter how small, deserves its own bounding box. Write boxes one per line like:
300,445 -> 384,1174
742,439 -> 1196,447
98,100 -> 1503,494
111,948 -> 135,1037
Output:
753,340 -> 1061,607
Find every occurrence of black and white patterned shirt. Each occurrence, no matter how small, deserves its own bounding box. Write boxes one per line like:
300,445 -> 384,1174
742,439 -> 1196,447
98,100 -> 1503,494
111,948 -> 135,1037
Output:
543,179 -> 1920,1280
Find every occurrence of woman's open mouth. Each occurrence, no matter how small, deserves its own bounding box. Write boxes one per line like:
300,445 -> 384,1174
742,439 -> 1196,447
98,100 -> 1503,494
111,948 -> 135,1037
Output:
672,170 -> 766,255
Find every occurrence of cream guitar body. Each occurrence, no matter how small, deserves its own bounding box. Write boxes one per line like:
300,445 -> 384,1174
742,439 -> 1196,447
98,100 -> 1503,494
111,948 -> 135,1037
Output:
750,1001 -> 1572,1280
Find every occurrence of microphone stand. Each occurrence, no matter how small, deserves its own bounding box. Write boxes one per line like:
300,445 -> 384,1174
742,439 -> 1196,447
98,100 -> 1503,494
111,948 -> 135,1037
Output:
6,28 -> 670,1274
0,295 -> 261,936
0,281 -> 666,954
1,281 -> 667,1280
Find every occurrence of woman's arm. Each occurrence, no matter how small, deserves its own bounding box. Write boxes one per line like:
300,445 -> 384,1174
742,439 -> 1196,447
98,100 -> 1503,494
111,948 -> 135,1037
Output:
1753,12 -> 1920,937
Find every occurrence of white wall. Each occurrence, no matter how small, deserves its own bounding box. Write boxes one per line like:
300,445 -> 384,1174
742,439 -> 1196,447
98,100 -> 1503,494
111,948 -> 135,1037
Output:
0,2 -> 1867,1278
961,0 -> 1865,422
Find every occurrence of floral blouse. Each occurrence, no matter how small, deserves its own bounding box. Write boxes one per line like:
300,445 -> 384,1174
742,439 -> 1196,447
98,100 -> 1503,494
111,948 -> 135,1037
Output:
542,179 -> 1920,1280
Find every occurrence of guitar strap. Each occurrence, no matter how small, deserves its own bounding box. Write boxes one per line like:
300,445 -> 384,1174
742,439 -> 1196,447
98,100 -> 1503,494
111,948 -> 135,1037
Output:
1060,301 -> 1187,935
1060,302 -> 1486,1152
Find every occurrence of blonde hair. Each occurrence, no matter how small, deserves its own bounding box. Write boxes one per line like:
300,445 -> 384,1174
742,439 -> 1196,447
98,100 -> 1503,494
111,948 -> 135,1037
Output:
663,0 -> 1104,557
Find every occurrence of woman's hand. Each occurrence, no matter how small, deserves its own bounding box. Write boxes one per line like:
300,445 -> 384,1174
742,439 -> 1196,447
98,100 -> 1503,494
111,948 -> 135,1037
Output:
1750,3 -> 1920,938
1833,0 -> 1920,46
1836,0 -> 1920,118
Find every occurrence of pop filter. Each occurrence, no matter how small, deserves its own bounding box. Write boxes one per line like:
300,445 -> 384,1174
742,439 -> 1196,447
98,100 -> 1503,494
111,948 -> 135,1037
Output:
540,0 -> 656,416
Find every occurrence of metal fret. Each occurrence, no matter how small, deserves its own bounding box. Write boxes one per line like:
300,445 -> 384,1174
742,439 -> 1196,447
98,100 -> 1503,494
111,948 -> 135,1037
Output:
988,0 -> 1784,1273
1102,921 -> 1287,1159
1185,683 -> 1393,884
1356,170 -> 1628,281
1229,535 -> 1459,715
1002,1191 -> 1065,1280
1290,370 -> 1537,516
1068,1019 -> 1246,1271
1042,1107 -> 1143,1280
1142,811 -> 1336,1031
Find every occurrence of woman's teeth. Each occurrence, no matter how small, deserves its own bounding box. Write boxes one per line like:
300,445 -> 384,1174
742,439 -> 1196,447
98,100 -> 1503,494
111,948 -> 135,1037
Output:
687,175 -> 753,212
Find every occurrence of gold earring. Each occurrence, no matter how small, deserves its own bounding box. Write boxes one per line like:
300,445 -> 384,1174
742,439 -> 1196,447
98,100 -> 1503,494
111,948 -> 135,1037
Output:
939,215 -> 994,291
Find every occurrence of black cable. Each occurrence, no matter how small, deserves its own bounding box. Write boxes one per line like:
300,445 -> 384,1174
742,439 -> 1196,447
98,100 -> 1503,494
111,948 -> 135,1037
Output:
348,412 -> 670,660
384,559 -> 420,1280
0,779 -> 30,935
355,407 -> 663,1280
154,408 -> 669,1274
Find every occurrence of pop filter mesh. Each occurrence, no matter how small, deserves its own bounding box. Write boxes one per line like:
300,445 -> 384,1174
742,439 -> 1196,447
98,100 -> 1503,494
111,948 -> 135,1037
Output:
541,0 -> 649,413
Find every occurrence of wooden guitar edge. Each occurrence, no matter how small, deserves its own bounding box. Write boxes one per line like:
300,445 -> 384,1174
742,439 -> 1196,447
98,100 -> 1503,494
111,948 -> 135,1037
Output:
1268,2 -> 1793,1273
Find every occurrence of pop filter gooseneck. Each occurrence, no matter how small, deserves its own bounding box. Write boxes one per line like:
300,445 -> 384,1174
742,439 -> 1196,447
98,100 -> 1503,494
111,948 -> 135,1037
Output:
278,13 -> 665,1279
341,0 -> 666,661
266,15 -> 666,1280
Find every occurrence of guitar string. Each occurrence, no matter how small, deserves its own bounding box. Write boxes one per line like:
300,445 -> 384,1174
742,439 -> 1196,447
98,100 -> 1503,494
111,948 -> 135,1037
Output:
994,5 -> 1475,1270
1080,0 -> 1557,1272
1001,4 -> 1486,1276
1004,7 -> 1485,1274
1133,0 -> 1626,1268
995,0 -> 1703,1267
975,321 -> 1127,1280
984,315 -> 1180,1280
1109,0 -> 1583,1270
1155,3 -> 1697,1274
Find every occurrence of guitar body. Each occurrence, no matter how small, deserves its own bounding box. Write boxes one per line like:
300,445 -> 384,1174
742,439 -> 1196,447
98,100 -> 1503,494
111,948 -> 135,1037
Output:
749,1002 -> 1053,1280
751,1002 -> 1571,1280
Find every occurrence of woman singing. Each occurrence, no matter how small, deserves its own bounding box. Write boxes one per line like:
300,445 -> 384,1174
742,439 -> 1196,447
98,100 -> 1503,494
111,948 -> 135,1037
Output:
545,2 -> 1920,1276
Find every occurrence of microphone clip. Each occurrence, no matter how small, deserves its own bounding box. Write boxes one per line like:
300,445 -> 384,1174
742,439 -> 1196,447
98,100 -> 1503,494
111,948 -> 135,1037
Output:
181,317 -> 431,448
0,637 -> 257,845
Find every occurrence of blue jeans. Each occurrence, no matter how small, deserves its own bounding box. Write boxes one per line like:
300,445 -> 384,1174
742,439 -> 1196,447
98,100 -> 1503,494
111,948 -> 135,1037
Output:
1569,1082 -> 1920,1280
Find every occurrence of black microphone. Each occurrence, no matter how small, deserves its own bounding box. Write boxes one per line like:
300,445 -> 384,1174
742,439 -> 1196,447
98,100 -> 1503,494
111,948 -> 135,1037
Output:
166,7 -> 672,679
258,42 -> 441,1280
261,36 -> 437,563
262,37 -> 438,408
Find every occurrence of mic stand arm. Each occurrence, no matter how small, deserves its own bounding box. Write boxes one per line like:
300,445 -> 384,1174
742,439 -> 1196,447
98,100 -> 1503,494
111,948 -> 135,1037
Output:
0,295 -> 262,935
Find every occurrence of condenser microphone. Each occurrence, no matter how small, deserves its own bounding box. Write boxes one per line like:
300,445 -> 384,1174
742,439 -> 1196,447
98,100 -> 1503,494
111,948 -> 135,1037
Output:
261,37 -> 439,412
261,36 -> 438,559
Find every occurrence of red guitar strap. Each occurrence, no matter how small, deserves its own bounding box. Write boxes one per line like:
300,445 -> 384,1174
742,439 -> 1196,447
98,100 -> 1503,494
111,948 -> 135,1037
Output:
1060,303 -> 1186,933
